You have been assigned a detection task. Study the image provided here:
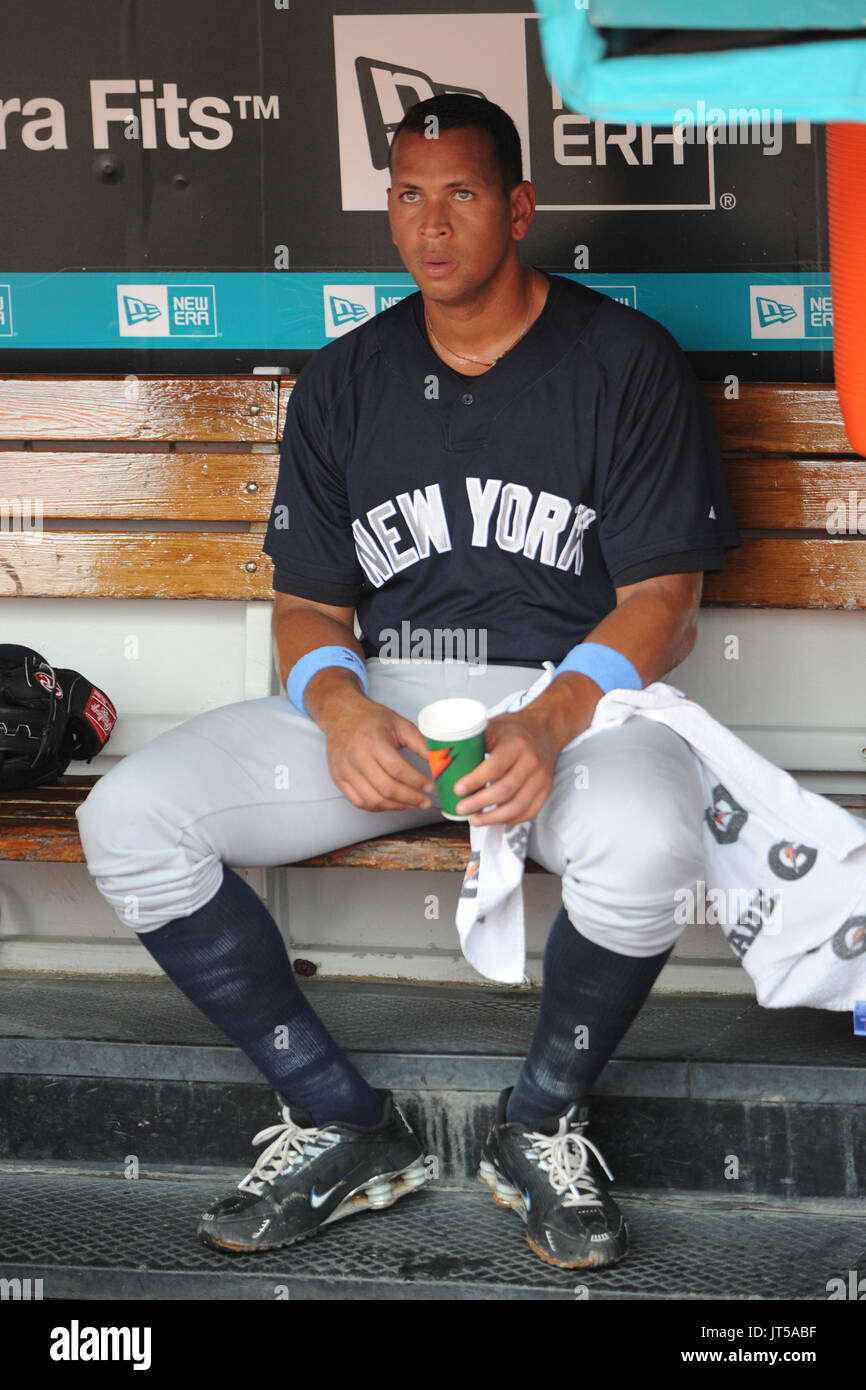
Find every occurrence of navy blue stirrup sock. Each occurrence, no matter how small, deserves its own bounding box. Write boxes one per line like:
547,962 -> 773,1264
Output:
136,867 -> 383,1128
507,906 -> 673,1129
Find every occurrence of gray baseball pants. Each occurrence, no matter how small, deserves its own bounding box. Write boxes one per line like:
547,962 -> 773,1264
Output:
75,658 -> 707,960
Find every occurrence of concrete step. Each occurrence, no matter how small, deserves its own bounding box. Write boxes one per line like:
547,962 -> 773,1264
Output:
1,1162 -> 864,1302
1,977 -> 864,1197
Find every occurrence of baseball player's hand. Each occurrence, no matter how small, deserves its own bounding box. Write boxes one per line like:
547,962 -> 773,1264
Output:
452,708 -> 560,827
316,691 -> 435,813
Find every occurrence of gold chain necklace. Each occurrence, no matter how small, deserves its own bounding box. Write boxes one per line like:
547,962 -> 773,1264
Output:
424,282 -> 536,368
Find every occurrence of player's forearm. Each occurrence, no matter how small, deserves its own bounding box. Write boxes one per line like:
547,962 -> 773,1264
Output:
272,610 -> 369,725
522,588 -> 698,751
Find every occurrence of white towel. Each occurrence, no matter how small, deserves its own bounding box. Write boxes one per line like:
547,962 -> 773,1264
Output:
455,667 -> 866,1011
455,666 -> 551,984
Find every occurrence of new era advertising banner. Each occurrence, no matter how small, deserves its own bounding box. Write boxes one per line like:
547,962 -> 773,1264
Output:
0,0 -> 833,378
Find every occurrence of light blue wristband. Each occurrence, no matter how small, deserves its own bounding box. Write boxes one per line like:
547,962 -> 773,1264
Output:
553,641 -> 642,695
286,645 -> 369,717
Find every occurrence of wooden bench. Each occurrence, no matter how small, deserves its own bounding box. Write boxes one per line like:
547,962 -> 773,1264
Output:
1,374 -> 864,871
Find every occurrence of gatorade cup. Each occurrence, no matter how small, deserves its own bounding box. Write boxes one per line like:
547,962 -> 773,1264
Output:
417,697 -> 488,821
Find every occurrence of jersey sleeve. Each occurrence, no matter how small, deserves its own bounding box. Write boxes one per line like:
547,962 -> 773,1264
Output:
596,320 -> 741,585
611,547 -> 724,586
262,364 -> 365,602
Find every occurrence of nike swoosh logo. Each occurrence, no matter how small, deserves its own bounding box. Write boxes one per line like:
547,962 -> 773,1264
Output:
310,1163 -> 363,1209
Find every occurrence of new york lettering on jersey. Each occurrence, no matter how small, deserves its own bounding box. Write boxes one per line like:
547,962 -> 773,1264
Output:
351,480 -> 597,587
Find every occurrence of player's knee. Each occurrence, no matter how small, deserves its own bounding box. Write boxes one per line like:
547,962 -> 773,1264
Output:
76,768 -> 214,934
618,819 -> 704,902
75,761 -> 174,867
568,791 -> 705,901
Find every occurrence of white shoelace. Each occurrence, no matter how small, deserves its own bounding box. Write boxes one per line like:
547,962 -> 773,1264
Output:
529,1129 -> 615,1209
237,1106 -> 334,1196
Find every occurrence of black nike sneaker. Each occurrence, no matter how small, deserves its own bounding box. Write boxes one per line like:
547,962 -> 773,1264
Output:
478,1085 -> 627,1269
197,1088 -> 429,1254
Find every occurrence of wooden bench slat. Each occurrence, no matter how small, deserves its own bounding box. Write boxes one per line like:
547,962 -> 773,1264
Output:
0,778 -> 469,868
4,532 -> 863,607
0,533 -> 273,599
0,780 -> 99,861
703,538 -> 866,608
722,457 -> 866,529
4,451 -> 863,530
0,378 -> 279,443
703,383 -> 853,455
1,779 -> 862,865
294,823 -> 547,873
2,378 -> 853,455
0,453 -> 278,519
0,820 -> 89,862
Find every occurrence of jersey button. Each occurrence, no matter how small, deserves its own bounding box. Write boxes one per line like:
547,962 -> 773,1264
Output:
461,392 -> 474,405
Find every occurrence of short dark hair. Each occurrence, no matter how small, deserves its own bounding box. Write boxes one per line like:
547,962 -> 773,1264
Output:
387,94 -> 523,192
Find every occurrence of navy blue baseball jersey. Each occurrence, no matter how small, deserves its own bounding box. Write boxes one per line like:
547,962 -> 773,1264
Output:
263,272 -> 741,666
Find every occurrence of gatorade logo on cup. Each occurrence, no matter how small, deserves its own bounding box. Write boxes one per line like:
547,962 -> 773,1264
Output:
417,698 -> 487,822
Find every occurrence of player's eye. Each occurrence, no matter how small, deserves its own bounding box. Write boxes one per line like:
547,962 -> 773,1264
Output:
454,189 -> 474,200
399,190 -> 420,202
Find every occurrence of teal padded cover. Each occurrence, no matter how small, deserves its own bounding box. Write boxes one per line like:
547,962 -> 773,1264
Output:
535,2 -> 866,122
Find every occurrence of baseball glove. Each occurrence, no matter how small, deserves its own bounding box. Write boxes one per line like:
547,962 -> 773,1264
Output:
0,644 -> 117,792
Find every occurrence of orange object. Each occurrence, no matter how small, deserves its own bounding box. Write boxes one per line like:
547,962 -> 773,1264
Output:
426,745 -> 456,780
825,124 -> 866,459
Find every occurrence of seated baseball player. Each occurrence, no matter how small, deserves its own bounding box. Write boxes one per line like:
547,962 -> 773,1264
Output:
75,92 -> 740,1270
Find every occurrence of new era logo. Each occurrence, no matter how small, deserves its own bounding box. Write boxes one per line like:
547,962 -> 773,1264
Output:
323,284 -> 375,337
330,295 -> 369,326
322,284 -> 415,338
122,296 -> 162,325
755,296 -> 797,328
116,285 -> 217,337
749,285 -> 832,339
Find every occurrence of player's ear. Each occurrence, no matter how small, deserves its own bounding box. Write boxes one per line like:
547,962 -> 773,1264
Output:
510,180 -> 535,241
